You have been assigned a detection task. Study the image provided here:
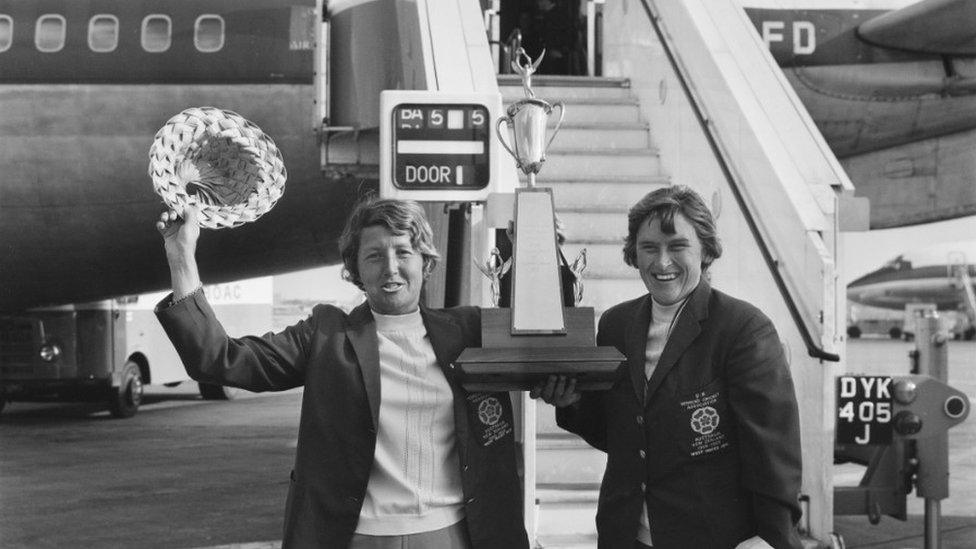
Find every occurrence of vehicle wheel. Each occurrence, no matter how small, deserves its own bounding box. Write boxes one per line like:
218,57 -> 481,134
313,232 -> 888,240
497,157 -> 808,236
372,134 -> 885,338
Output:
109,362 -> 143,418
965,327 -> 976,341
198,382 -> 241,400
847,326 -> 862,339
889,327 -> 902,339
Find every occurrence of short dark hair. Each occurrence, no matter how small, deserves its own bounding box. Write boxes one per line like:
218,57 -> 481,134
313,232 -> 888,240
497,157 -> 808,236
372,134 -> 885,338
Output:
623,185 -> 722,270
338,197 -> 440,290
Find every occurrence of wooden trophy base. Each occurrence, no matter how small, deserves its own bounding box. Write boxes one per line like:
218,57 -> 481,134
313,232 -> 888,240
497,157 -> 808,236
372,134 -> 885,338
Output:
454,308 -> 624,392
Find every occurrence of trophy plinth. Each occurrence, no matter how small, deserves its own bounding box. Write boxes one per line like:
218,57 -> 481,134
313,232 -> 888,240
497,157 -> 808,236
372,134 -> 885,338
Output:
455,48 -> 623,392
455,309 -> 621,391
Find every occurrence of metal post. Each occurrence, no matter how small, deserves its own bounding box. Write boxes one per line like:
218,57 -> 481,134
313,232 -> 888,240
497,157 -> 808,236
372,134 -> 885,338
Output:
914,314 -> 949,549
925,499 -> 941,549
522,391 -> 538,542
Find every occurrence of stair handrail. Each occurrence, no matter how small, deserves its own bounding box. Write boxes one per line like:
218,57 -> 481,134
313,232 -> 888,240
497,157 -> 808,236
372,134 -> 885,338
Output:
949,254 -> 976,323
636,0 -> 840,361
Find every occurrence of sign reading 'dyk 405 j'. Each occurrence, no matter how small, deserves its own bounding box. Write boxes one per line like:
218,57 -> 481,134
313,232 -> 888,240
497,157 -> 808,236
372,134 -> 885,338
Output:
380,91 -> 502,202
836,375 -> 893,445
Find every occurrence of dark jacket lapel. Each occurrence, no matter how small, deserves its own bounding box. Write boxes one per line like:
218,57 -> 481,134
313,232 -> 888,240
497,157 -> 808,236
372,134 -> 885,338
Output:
419,306 -> 464,378
346,303 -> 381,429
644,279 -> 711,405
626,295 -> 654,405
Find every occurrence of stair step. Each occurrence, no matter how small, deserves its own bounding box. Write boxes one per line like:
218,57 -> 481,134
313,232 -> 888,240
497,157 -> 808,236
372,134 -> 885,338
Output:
543,177 -> 669,211
536,486 -> 600,540
536,434 -> 606,485
498,74 -> 630,88
523,149 -> 659,180
537,400 -> 561,434
556,211 -> 627,242
536,533 -> 599,549
500,103 -> 642,125
549,125 -> 650,150
537,485 -> 601,502
561,242 -> 636,279
501,94 -> 641,108
575,278 -> 648,314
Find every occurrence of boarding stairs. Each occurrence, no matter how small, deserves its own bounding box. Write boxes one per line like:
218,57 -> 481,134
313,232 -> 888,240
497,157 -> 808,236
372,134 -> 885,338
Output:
499,74 -> 666,548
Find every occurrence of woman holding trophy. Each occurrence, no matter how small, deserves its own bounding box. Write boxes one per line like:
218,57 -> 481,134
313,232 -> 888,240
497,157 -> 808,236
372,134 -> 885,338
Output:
534,186 -> 804,549
150,109 -> 527,549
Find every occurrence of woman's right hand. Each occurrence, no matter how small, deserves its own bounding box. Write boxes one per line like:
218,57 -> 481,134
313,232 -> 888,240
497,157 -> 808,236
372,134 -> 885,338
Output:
156,206 -> 203,299
156,206 -> 200,260
530,375 -> 581,407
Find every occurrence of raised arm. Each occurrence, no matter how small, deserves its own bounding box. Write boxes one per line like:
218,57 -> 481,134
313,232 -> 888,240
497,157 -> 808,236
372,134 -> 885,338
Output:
156,206 -> 202,299
154,206 -> 309,392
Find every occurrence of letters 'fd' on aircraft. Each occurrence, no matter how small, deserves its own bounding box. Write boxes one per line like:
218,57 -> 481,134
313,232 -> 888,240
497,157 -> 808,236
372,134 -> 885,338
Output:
847,240 -> 976,339
2,0 -> 975,311
742,0 -> 976,229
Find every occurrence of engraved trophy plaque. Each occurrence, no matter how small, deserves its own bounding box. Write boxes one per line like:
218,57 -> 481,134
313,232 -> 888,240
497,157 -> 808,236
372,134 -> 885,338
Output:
455,49 -> 623,391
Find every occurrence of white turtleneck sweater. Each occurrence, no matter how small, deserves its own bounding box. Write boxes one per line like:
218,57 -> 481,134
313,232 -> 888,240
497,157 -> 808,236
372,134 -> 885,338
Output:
637,297 -> 687,547
355,310 -> 465,535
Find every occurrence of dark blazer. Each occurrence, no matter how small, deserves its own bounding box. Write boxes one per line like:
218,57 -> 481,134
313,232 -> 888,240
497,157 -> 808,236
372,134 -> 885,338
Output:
157,293 -> 529,549
557,280 -> 803,549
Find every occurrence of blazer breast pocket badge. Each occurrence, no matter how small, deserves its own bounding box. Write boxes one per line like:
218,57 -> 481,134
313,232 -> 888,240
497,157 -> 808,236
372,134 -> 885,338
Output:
467,393 -> 513,447
678,389 -> 731,458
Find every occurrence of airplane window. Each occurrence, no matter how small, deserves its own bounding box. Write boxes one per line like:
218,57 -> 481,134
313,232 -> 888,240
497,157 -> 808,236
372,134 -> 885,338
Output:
88,15 -> 118,52
194,15 -> 224,52
0,16 -> 11,53
142,14 -> 171,52
36,14 -> 66,53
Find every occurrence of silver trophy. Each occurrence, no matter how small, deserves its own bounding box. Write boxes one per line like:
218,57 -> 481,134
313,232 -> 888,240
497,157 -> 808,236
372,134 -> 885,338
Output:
456,49 -> 623,391
496,48 -> 565,187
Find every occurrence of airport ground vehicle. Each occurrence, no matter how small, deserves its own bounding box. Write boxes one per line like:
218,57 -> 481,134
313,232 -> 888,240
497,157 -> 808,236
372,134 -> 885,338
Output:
0,278 -> 272,417
848,303 -> 974,341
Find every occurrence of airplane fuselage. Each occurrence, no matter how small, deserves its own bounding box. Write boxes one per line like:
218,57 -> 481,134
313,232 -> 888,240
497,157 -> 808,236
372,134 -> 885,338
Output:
0,0 -> 366,309
848,243 -> 976,311
744,1 -> 976,228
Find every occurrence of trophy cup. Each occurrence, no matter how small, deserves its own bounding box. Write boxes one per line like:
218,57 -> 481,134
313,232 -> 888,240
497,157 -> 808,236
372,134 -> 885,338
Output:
454,49 -> 624,391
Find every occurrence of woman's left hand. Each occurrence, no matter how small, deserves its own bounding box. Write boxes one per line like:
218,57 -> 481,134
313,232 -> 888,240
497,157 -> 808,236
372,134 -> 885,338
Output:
530,375 -> 581,407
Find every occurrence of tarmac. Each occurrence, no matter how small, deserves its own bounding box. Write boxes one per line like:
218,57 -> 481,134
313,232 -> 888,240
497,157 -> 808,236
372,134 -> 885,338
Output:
1,340 -> 974,549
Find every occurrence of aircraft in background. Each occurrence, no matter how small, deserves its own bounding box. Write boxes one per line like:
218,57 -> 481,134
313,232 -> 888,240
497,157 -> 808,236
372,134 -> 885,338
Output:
742,0 -> 976,229
0,0 -> 366,311
847,240 -> 976,339
2,0 -> 975,311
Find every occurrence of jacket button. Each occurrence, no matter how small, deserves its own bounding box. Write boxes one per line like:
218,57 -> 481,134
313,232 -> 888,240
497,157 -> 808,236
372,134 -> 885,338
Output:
463,464 -> 469,472
466,497 -> 476,504
641,483 -> 647,493
636,415 -> 644,425
347,496 -> 360,503
639,449 -> 646,459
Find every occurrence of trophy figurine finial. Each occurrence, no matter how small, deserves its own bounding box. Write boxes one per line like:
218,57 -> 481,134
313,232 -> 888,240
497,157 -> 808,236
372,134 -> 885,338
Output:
511,47 -> 545,99
475,247 -> 511,307
496,50 -> 565,186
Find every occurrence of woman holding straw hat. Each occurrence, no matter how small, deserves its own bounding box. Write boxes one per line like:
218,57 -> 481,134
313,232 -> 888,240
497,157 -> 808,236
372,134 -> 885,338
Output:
155,197 -> 529,549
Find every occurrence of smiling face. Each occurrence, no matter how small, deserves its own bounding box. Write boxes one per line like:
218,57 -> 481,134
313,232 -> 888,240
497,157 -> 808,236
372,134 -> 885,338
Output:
635,213 -> 704,305
357,225 -> 426,315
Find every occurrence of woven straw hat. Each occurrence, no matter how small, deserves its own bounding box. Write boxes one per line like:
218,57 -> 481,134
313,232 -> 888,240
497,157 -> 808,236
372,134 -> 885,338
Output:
148,107 -> 287,230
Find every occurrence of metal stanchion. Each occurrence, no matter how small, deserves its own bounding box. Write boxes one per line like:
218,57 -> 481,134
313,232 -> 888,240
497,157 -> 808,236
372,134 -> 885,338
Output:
913,312 -> 949,549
